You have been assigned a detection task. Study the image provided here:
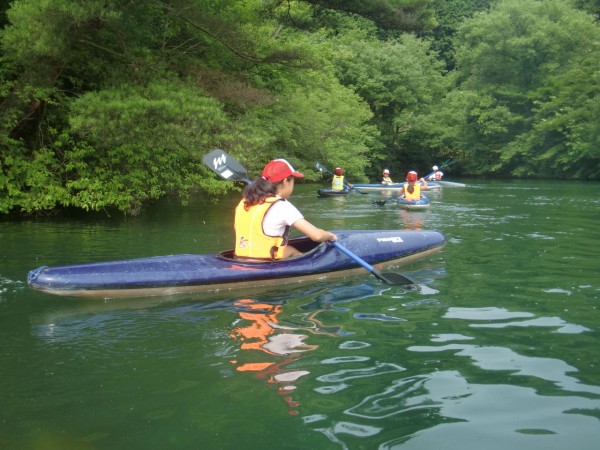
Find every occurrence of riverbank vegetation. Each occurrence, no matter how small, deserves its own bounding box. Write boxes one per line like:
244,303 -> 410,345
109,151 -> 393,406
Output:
1,0 -> 599,215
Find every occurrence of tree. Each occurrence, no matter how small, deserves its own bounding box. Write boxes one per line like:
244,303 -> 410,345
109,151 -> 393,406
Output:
1,0 -> 380,214
299,0 -> 437,31
451,0 -> 600,177
332,32 -> 450,175
424,0 -> 494,70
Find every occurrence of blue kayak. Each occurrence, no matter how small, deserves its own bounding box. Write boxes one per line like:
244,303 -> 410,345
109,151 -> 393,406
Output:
396,196 -> 431,211
353,182 -> 440,191
27,229 -> 445,299
352,183 -> 404,191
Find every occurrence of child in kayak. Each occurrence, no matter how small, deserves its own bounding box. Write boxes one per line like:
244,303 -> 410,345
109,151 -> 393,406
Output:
381,169 -> 393,185
331,167 -> 350,191
235,159 -> 337,260
396,171 -> 428,201
426,165 -> 444,181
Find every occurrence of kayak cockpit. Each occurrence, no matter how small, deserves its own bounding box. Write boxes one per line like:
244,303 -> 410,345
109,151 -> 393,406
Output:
216,237 -> 326,263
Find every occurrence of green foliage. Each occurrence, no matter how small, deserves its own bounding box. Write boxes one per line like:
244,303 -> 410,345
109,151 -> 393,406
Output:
450,0 -> 600,177
63,81 -> 234,212
258,71 -> 377,179
332,32 -> 450,173
2,0 -> 600,217
0,144 -> 69,214
0,81 -> 236,214
518,52 -> 600,178
573,0 -> 600,18
299,0 -> 437,31
1,0 -> 384,214
426,0 -> 494,69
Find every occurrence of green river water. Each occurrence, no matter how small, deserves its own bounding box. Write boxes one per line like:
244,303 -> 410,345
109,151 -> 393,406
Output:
1,180 -> 599,450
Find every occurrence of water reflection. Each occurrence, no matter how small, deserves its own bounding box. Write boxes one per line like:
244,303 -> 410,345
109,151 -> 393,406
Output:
228,298 -> 342,415
396,209 -> 426,230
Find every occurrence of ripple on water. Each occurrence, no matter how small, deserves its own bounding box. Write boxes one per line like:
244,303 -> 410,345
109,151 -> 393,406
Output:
374,370 -> 600,450
339,340 -> 371,350
316,362 -> 406,383
353,313 -> 407,322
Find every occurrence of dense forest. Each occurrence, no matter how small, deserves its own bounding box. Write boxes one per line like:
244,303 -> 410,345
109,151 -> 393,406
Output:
1,0 -> 599,215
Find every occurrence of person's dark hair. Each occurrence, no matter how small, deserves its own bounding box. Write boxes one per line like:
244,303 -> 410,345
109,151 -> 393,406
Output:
242,177 -> 279,208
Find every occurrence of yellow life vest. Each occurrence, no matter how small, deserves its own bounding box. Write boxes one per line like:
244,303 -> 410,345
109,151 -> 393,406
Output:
332,175 -> 345,191
234,197 -> 290,260
403,182 -> 421,200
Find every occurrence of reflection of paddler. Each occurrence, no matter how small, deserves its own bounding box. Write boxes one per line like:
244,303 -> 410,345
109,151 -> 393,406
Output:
229,300 -> 317,370
399,209 -> 424,230
229,299 -> 316,415
230,299 -> 282,357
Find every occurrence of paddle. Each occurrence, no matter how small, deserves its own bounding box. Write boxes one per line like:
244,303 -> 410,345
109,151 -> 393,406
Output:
373,192 -> 402,206
315,162 -> 367,194
202,148 -> 253,184
329,241 -> 414,285
202,150 -> 414,286
424,159 -> 458,181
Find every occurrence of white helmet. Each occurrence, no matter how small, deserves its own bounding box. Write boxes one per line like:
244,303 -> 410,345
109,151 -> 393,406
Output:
432,165 -> 439,171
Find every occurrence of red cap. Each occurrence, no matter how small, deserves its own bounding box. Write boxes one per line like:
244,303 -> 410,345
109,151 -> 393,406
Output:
261,159 -> 304,183
334,167 -> 344,175
406,171 -> 418,182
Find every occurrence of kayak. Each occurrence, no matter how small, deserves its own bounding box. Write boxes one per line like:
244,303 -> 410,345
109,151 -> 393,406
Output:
396,196 -> 431,211
27,229 -> 445,299
352,183 -> 404,191
317,188 -> 351,197
353,182 -> 441,191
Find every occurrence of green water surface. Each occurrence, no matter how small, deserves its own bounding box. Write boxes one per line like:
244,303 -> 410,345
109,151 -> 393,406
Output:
1,180 -> 599,450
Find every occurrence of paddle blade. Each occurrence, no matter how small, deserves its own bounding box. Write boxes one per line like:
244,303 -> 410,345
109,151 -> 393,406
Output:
203,148 -> 251,184
315,162 -> 330,175
373,195 -> 398,206
376,272 -> 414,285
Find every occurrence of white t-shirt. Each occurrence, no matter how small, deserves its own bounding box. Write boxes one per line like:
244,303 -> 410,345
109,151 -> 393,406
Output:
263,200 -> 304,236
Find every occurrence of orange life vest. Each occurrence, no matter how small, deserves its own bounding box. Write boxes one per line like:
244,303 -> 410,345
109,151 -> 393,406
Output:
234,197 -> 290,260
403,182 -> 421,200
